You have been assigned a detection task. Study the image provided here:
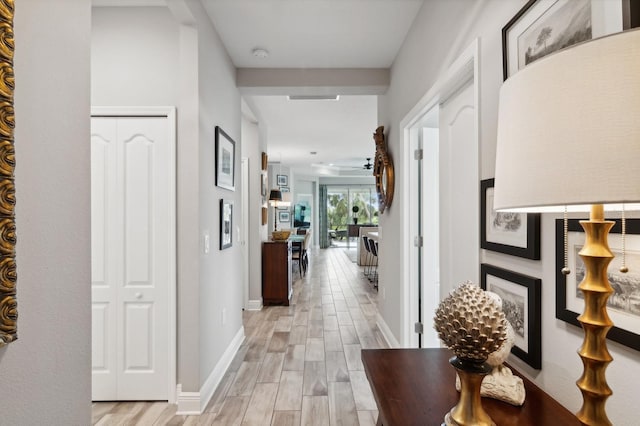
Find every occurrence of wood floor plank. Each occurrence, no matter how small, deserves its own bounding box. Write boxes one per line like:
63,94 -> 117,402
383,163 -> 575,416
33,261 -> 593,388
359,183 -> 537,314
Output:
212,396 -> 250,426
289,325 -> 308,345
241,383 -> 278,426
301,396 -> 330,426
283,344 -> 306,371
268,331 -> 290,353
323,330 -> 343,352
328,381 -> 360,426
344,344 -> 364,371
305,338 -> 325,362
349,371 -> 377,410
228,361 -> 261,397
303,361 -> 328,396
257,352 -> 285,383
271,410 -> 302,426
325,351 -> 350,382
356,410 -> 378,426
339,325 -> 360,345
274,370 -> 304,411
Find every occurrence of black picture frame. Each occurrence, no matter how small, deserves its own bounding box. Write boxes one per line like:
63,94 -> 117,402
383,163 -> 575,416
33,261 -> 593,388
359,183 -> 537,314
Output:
220,199 -> 233,250
277,174 -> 288,187
555,218 -> 640,351
481,264 -> 542,369
278,211 -> 290,223
502,0 -> 633,80
215,126 -> 235,191
480,179 -> 540,259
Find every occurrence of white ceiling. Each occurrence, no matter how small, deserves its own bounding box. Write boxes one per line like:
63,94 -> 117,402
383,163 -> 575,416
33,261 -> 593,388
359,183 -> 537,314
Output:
93,0 -> 425,175
201,0 -> 423,69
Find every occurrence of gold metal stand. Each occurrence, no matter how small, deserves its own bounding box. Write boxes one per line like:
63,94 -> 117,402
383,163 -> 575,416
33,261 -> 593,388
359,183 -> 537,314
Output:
575,204 -> 614,426
444,357 -> 495,426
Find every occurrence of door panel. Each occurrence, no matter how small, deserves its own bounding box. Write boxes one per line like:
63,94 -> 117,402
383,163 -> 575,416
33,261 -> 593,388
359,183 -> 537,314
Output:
438,83 -> 477,298
91,119 -> 118,400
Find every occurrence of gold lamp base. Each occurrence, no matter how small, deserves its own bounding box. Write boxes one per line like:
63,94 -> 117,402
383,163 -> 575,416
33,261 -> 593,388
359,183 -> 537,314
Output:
575,205 -> 614,426
444,357 -> 495,426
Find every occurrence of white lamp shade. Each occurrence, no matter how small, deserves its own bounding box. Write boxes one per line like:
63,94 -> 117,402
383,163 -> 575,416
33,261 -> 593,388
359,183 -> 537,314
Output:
494,29 -> 640,212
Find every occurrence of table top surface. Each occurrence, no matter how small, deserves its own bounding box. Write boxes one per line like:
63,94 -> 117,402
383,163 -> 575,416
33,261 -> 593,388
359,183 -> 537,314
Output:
361,348 -> 579,426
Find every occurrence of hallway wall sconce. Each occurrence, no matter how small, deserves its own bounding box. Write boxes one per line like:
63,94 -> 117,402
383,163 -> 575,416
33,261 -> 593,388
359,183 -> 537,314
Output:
494,29 -> 640,426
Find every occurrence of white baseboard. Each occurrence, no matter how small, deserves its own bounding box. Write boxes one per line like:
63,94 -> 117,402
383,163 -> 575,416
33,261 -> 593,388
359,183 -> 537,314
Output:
376,313 -> 400,348
176,326 -> 246,415
246,299 -> 262,311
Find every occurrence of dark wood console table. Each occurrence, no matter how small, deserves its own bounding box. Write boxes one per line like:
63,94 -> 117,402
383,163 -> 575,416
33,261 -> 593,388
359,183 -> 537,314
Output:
262,241 -> 292,306
361,348 -> 579,426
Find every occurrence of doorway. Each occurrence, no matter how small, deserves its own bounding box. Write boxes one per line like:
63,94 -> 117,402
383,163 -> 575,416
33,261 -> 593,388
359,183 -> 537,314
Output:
402,40 -> 479,348
90,107 -> 177,402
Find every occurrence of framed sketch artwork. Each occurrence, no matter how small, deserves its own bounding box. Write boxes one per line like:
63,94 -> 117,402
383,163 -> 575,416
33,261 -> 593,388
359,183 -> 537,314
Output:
278,211 -> 290,223
480,179 -> 540,259
220,199 -> 233,250
277,174 -> 288,187
502,0 -> 634,80
481,264 -> 542,369
215,126 -> 235,191
556,218 -> 640,351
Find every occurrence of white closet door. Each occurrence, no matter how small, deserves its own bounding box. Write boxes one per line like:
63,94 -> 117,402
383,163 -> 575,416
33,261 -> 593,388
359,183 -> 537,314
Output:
91,116 -> 171,401
438,82 -> 478,298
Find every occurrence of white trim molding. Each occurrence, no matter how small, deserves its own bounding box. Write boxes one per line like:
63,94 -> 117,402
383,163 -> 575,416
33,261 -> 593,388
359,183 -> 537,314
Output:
176,326 -> 246,415
376,313 -> 400,349
246,299 -> 263,311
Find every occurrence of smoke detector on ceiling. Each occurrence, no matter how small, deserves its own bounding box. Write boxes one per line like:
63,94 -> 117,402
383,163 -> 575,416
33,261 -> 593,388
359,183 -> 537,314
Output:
252,48 -> 269,58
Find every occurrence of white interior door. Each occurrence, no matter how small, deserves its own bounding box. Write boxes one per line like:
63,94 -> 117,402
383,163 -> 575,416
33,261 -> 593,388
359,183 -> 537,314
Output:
91,114 -> 174,401
438,82 -> 478,298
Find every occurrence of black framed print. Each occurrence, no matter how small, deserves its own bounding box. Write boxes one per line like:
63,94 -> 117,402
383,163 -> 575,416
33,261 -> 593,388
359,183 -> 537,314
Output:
480,179 -> 540,259
220,199 -> 233,250
278,211 -> 290,223
277,174 -> 288,187
481,264 -> 542,369
215,126 -> 235,191
502,0 -> 632,80
555,218 -> 640,351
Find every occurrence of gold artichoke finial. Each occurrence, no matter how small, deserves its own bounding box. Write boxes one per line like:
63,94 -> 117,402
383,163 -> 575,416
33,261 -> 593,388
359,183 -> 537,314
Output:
434,281 -> 507,362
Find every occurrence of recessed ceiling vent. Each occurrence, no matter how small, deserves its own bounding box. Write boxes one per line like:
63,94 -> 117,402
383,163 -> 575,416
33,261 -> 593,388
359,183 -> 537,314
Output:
288,95 -> 339,101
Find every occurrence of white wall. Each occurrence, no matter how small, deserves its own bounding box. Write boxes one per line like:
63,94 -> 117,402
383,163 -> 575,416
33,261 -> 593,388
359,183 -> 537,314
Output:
379,1 -> 640,423
242,111 -> 267,307
92,2 -> 245,398
0,0 -> 92,423
192,0 -> 243,385
92,7 -> 178,106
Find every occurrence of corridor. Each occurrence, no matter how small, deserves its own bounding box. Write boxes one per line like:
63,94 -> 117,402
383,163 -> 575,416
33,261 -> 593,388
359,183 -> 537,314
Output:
92,246 -> 387,425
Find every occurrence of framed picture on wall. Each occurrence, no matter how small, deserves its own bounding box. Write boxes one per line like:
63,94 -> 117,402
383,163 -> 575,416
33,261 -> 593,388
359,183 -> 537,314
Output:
480,179 -> 540,259
278,211 -> 290,223
481,263 -> 542,369
502,0 -> 633,80
555,218 -> 640,351
277,174 -> 288,186
261,152 -> 268,171
220,199 -> 233,250
215,126 -> 235,191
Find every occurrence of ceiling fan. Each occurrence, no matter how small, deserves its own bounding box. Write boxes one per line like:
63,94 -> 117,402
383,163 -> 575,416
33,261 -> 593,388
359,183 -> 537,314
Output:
362,158 -> 373,170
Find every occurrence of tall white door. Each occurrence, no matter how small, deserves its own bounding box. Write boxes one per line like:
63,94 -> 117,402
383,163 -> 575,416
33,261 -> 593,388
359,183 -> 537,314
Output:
437,82 -> 478,298
91,115 -> 173,401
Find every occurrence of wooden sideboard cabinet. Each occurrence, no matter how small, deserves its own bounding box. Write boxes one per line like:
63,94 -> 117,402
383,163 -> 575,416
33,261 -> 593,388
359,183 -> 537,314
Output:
262,241 -> 292,306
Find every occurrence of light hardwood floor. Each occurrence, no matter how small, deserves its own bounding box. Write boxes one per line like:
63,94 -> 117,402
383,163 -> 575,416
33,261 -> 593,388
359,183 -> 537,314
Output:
92,246 -> 387,425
